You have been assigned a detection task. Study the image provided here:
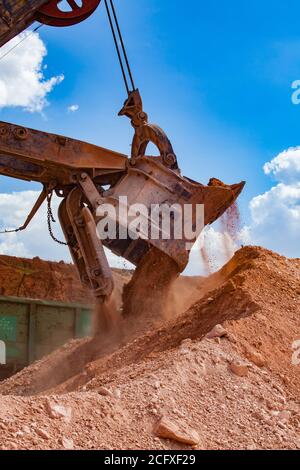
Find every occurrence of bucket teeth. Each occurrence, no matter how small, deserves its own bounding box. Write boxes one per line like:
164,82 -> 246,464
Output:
203,180 -> 245,226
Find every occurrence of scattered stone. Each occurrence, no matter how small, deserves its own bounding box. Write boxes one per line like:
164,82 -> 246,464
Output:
154,417 -> 201,447
227,333 -> 237,344
277,396 -> 286,405
229,361 -> 249,377
180,338 -> 192,346
266,400 -> 276,411
246,444 -> 257,450
113,388 -> 121,399
252,411 -> 263,421
278,422 -> 287,430
98,387 -> 113,397
212,355 -> 222,365
8,442 -> 18,450
278,411 -> 291,422
245,348 -> 266,367
46,400 -> 72,422
206,324 -> 228,339
61,437 -> 74,450
179,347 -> 190,356
36,428 -> 50,440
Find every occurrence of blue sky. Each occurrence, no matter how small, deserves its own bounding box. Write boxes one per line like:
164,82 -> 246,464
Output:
0,0 -> 299,266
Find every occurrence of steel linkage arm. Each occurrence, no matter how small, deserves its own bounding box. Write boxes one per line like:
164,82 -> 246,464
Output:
119,90 -> 179,172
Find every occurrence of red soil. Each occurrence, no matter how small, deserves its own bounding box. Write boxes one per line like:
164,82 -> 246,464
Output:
0,246 -> 299,450
0,254 -> 131,307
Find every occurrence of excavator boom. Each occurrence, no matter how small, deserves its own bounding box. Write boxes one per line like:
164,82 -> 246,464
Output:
0,121 -> 126,186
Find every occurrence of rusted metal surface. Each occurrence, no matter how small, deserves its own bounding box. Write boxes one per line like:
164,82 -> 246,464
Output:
0,0 -> 48,47
37,0 -> 101,27
59,188 -> 114,300
0,121 -> 127,186
0,1 -> 102,47
119,89 -> 179,171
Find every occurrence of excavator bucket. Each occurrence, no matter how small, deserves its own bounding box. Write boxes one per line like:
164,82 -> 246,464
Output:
98,156 -> 245,273
95,155 -> 245,320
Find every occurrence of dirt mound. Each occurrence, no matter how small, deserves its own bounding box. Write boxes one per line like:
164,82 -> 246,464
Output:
223,247 -> 300,399
0,254 -> 131,305
1,336 -> 299,450
0,252 -> 208,396
0,246 -> 300,450
2,246 -> 299,395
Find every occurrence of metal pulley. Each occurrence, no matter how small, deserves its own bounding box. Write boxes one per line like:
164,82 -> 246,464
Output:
36,0 -> 101,27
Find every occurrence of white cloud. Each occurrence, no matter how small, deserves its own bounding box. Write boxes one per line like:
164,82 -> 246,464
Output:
263,147 -> 300,183
186,147 -> 300,275
68,104 -> 79,113
0,191 -> 69,260
242,148 -> 300,258
0,32 -> 64,112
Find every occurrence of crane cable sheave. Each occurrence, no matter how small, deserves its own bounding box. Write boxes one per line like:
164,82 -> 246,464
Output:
37,0 -> 101,27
